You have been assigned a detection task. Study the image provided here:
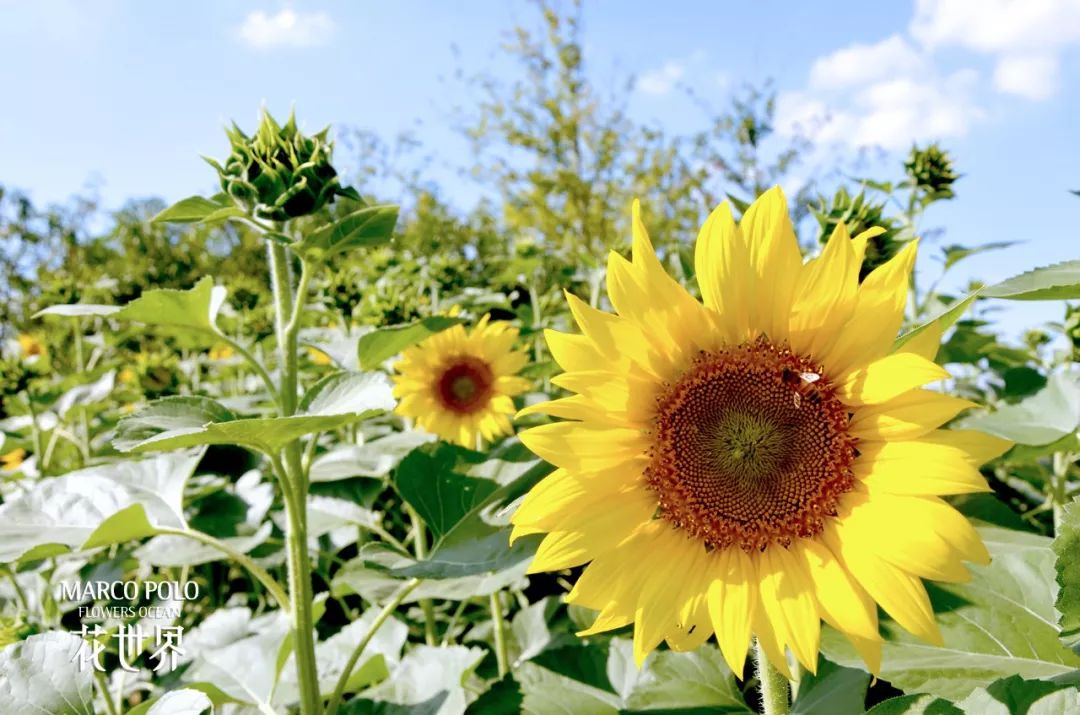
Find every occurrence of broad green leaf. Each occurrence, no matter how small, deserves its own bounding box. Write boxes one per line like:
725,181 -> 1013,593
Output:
358,317 -> 465,369
301,326 -> 362,369
394,444 -> 499,542
791,656 -> 870,715
126,689 -> 214,715
201,205 -> 248,225
617,643 -> 751,712
332,542 -> 528,604
298,370 -> 395,417
310,431 -> 435,482
1055,498 -> 1080,652
0,452 -> 200,562
182,609 -> 291,709
0,632 -> 95,714
115,390 -> 392,454
822,527 -> 1080,700
982,260 -> 1080,301
32,303 -> 120,318
957,674 -> 1080,714
466,676 -> 523,714
277,607 -> 408,701
113,276 -> 227,335
294,205 -> 399,261
516,661 -> 620,715
956,372 -> 1080,446
895,293 -> 977,351
942,242 -> 1019,271
361,645 -> 485,715
55,370 -> 116,417
152,195 -> 229,224
865,694 -> 961,714
340,693 -> 450,715
135,522 -> 272,567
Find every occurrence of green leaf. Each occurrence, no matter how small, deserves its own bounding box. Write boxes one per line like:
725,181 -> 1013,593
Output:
32,303 -> 120,318
982,260 -> 1080,301
617,642 -> 752,712
0,452 -> 200,562
0,632 -> 95,714
358,317 -> 465,369
298,371 -> 396,417
113,276 -> 227,335
115,386 -> 392,454
822,527 -> 1080,700
942,242 -> 1019,271
895,293 -> 978,351
791,656 -> 870,715
152,195 -> 229,224
957,674 -> 1080,714
127,689 -> 214,715
201,205 -> 249,225
332,542 -> 528,604
310,431 -> 435,482
466,676 -> 522,714
294,205 -> 399,261
956,372 -> 1080,446
391,454 -> 551,579
516,661 -> 620,714
136,523 -> 271,567
361,645 -> 485,715
1054,498 -> 1080,652
864,694 -> 961,714
394,444 -> 499,542
340,693 -> 449,715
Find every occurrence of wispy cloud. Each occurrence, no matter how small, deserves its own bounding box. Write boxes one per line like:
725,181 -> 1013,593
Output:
637,60 -> 686,96
237,8 -> 335,50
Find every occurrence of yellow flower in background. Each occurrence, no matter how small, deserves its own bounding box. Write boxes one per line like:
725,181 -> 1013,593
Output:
513,188 -> 1011,677
1,447 -> 27,471
394,316 -> 530,448
16,334 -> 45,361
209,343 -> 236,361
307,346 -> 335,366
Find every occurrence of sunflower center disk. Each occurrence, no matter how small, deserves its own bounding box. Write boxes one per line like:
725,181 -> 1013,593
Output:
645,339 -> 857,551
436,357 -> 494,415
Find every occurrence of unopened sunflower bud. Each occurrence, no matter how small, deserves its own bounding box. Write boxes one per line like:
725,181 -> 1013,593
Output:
812,187 -> 904,279
905,143 -> 959,199
207,110 -> 352,222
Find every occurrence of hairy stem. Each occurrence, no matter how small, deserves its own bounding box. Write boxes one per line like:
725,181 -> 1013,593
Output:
755,638 -> 790,715
490,590 -> 510,678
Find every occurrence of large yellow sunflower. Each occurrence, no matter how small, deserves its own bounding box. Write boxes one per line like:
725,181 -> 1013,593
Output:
393,316 -> 531,448
512,188 -> 1011,678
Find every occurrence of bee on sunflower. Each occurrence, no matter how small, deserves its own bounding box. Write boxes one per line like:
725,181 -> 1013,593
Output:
393,316 -> 531,448
511,188 -> 1010,679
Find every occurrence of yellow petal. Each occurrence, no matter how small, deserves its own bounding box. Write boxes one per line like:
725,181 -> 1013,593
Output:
824,520 -> 943,646
666,543 -> 714,652
849,389 -> 976,441
551,370 -> 656,423
564,291 -> 664,378
516,395 -> 612,424
918,428 -> 1014,465
707,547 -> 756,678
740,187 -> 802,342
694,202 -> 751,341
854,439 -> 992,496
518,422 -> 647,471
633,526 -> 702,665
837,353 -> 950,406
826,241 -> 919,375
788,222 -> 860,361
801,538 -> 880,642
895,320 -> 945,362
756,545 -> 821,674
545,328 -> 606,372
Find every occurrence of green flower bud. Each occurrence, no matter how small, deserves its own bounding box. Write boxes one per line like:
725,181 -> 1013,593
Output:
812,187 -> 905,279
905,143 -> 960,199
208,110 -> 353,222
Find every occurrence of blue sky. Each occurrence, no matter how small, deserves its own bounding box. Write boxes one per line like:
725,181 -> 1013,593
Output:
1,0 -> 1078,336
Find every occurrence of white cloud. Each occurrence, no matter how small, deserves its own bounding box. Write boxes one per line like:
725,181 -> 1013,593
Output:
778,70 -> 982,151
911,0 -> 1080,52
910,0 -> 1080,101
238,8 -> 335,49
993,53 -> 1060,99
809,35 -> 924,89
637,60 -> 685,96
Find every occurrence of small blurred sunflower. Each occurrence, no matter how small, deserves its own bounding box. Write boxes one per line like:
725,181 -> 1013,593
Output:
393,316 -> 530,448
513,188 -> 1010,677
16,335 -> 46,362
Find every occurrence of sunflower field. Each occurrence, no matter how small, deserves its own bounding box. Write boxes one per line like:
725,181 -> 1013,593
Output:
2,4 -> 1080,715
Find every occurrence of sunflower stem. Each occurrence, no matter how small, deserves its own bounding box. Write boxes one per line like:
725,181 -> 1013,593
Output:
407,504 -> 438,645
755,638 -> 790,715
490,590 -> 510,678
